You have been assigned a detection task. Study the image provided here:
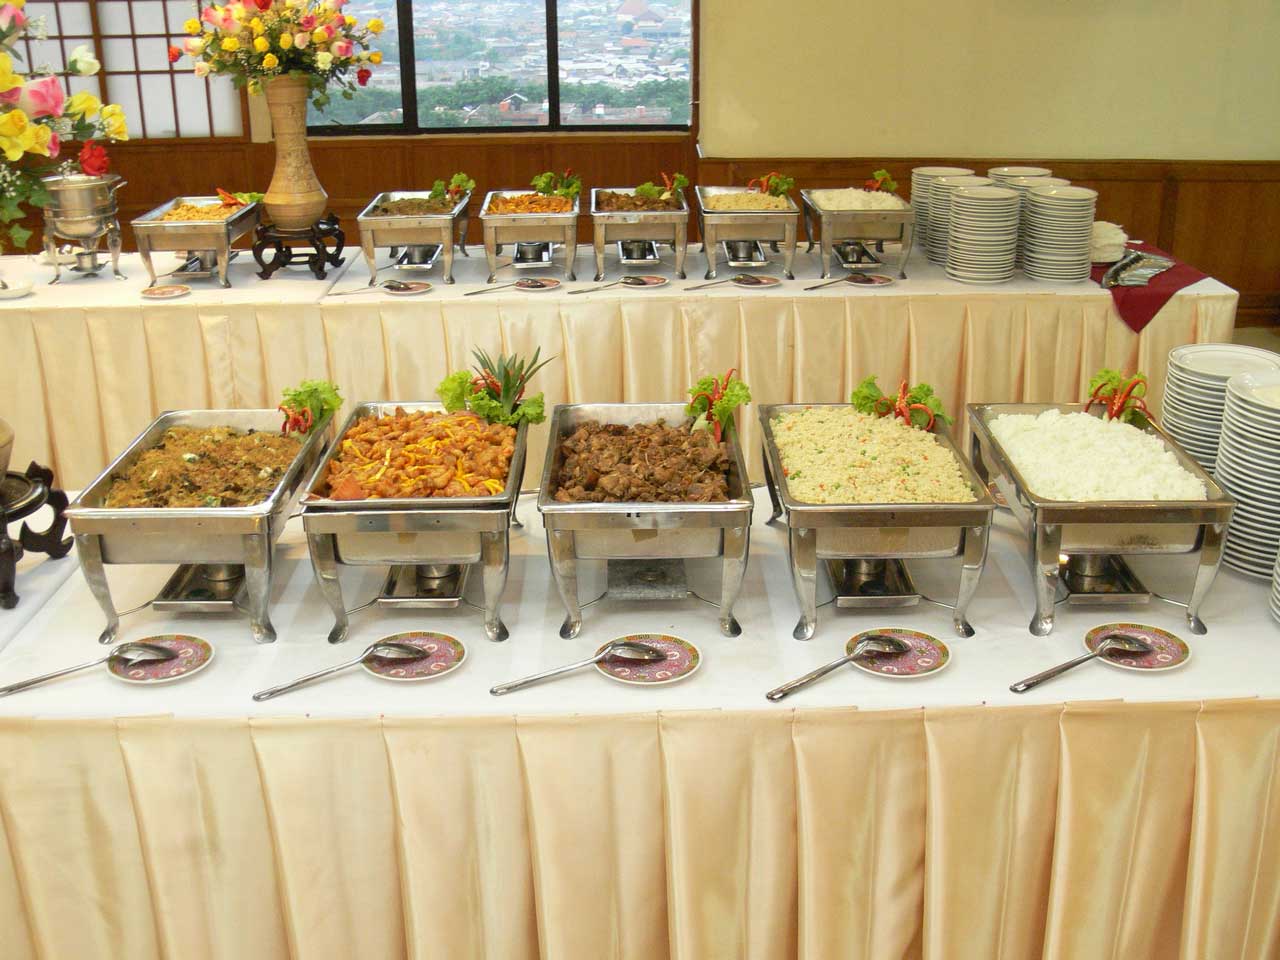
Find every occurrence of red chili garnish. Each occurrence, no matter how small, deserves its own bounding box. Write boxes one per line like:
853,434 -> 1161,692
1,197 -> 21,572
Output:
869,380 -> 936,431
1086,373 -> 1154,425
691,367 -> 738,443
278,404 -> 312,436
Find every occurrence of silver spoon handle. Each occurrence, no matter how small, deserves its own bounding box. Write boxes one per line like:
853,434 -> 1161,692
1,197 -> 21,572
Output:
766,653 -> 854,702
685,278 -> 730,290
803,277 -> 847,291
253,654 -> 366,702
490,654 -> 601,696
1010,650 -> 1100,694
0,654 -> 112,697
568,281 -> 619,295
464,282 -> 517,297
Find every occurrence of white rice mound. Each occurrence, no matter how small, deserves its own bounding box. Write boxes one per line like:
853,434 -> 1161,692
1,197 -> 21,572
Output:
809,188 -> 908,211
772,407 -> 975,504
988,409 -> 1206,501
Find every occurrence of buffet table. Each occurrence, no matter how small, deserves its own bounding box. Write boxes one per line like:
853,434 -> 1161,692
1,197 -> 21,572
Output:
0,492 -> 1277,960
0,245 -> 1237,490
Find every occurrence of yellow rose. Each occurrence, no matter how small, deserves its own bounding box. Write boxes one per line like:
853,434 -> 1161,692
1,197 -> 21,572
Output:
262,53 -> 279,69
220,36 -> 240,52
367,18 -> 384,34
25,122 -> 53,157
11,0 -> 24,8
101,103 -> 124,121
253,36 -> 269,52
0,107 -> 28,139
344,15 -> 356,26
250,17 -> 264,35
278,31 -> 293,50
66,91 -> 102,117
104,113 -> 129,141
231,4 -> 245,21
369,50 -> 382,64
312,28 -> 327,44
0,52 -> 23,94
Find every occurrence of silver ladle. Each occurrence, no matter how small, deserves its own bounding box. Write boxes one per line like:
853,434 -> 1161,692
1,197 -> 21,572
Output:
567,275 -> 652,295
765,634 -> 911,702
328,279 -> 414,296
0,641 -> 179,697
464,277 -> 554,296
1009,632 -> 1154,693
490,640 -> 666,696
686,273 -> 767,291
253,641 -> 428,701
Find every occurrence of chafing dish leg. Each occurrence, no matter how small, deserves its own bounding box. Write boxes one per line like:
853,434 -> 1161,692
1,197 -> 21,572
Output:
481,530 -> 510,642
76,534 -> 119,644
217,249 -> 231,288
819,236 -> 833,279
242,533 -> 276,644
592,223 -> 606,282
782,223 -> 797,280
485,226 -> 499,283
442,231 -> 456,283
674,223 -> 688,279
108,223 -> 124,280
760,448 -> 783,523
138,241 -> 159,288
548,530 -> 582,639
719,525 -> 749,637
564,225 -> 577,281
789,527 -> 818,640
361,237 -> 378,286
1186,522 -> 1226,635
703,225 -> 718,280
1029,522 -> 1062,637
45,235 -> 61,285
953,524 -> 990,638
457,212 -> 471,256
803,206 -> 815,254
897,222 -> 914,279
307,532 -> 348,644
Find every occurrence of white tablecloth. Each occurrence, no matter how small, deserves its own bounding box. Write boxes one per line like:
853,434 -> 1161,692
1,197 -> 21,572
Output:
0,502 -> 78,649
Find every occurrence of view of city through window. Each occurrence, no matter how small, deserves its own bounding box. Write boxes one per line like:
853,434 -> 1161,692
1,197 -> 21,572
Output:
307,0 -> 692,130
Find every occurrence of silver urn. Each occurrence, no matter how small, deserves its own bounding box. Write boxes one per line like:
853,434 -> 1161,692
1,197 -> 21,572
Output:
40,173 -> 127,283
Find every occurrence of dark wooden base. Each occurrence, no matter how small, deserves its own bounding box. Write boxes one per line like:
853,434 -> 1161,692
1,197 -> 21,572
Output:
1,462 -> 72,609
252,214 -> 345,280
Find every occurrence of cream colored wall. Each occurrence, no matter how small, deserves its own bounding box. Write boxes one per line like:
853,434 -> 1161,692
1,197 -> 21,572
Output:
699,0 -> 1280,160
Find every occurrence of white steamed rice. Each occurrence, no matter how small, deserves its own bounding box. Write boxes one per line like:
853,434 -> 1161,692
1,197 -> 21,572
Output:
809,188 -> 907,211
988,409 -> 1205,501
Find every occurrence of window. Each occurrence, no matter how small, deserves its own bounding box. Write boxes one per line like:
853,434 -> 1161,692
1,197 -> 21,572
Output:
307,0 -> 693,132
17,1 -> 242,140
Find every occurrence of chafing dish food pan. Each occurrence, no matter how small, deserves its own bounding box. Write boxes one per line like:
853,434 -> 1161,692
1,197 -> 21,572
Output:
694,185 -> 799,281
967,402 -> 1235,636
301,401 -> 527,644
537,403 -> 753,639
131,196 -> 261,288
479,190 -> 580,282
760,404 -> 995,640
800,189 -> 915,279
65,409 -> 331,644
356,190 -> 471,284
588,187 -> 689,281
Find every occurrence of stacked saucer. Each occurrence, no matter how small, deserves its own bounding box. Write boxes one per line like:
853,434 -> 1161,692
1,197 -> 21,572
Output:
925,175 -> 992,265
910,166 -> 974,247
1163,343 -> 1280,470
945,185 -> 1020,284
1272,544 -> 1280,623
987,165 -> 1053,185
1215,370 -> 1280,579
1022,185 -> 1097,282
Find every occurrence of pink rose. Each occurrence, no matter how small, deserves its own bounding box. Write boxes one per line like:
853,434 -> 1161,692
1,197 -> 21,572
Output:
47,130 -> 60,158
331,39 -> 353,58
2,75 -> 66,118
194,61 -> 210,77
299,14 -> 316,29
0,4 -> 27,30
293,31 -> 309,49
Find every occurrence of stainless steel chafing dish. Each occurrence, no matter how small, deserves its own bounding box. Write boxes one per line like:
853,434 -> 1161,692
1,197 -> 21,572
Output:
760,404 -> 995,640
356,190 -> 471,284
300,401 -> 526,644
967,402 -> 1235,637
479,190 -> 580,282
131,196 -> 261,288
538,403 -> 753,639
588,187 -> 689,281
65,410 -> 332,644
800,189 -> 915,279
694,186 -> 800,280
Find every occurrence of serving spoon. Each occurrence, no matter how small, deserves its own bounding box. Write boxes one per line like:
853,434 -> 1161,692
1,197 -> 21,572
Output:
765,634 -> 910,702
328,279 -> 414,296
490,640 -> 665,696
464,277 -> 554,296
686,273 -> 768,291
253,641 -> 427,701
0,642 -> 178,697
1009,632 -> 1154,693
567,275 -> 652,295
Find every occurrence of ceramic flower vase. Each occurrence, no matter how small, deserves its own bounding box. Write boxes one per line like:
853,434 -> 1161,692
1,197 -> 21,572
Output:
262,74 -> 327,230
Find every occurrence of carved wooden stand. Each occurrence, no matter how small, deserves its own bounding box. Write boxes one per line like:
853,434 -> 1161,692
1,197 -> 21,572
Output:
252,215 -> 345,280
1,462 -> 72,609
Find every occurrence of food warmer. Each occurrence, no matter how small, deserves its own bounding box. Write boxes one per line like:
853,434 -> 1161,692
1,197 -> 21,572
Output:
968,402 -> 1235,637
40,173 -> 127,283
760,404 -> 995,640
537,403 -> 753,639
800,190 -> 915,279
132,196 -> 262,288
65,410 -> 332,644
588,187 -> 689,281
479,190 -> 579,282
355,191 -> 471,284
300,401 -> 527,645
694,186 -> 799,280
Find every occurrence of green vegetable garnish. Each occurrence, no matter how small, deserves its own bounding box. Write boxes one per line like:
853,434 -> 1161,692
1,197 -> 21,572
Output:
531,169 -> 582,199
688,369 -> 751,443
1087,368 -> 1153,426
279,379 -> 342,435
850,375 -> 951,430
437,348 -> 553,427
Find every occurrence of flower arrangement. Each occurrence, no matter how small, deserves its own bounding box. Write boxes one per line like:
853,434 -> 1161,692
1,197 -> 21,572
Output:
0,1 -> 128,250
180,0 -> 383,109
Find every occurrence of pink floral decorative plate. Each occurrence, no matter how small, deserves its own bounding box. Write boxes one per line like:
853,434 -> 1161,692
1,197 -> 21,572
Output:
594,634 -> 701,686
847,628 -> 950,679
733,275 -> 780,288
106,634 -> 214,685
386,280 -> 432,296
360,631 -> 466,682
141,284 -> 192,300
846,273 -> 895,286
1083,623 -> 1191,672
629,274 -> 669,287
516,277 -> 561,292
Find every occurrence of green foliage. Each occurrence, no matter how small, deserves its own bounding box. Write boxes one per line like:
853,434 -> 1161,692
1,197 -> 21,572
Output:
850,375 -> 887,415
437,370 -> 473,413
279,380 -> 343,432
1088,368 -> 1151,426
531,170 -> 582,199
903,383 -> 952,426
849,376 -> 952,428
687,373 -> 751,437
635,181 -> 662,200
435,349 -> 554,427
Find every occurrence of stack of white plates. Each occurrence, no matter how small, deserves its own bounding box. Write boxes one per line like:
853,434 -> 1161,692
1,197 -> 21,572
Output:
1271,540 -> 1280,623
945,185 -> 1020,284
1021,185 -> 1097,282
1163,343 -> 1280,471
988,165 -> 1053,185
910,166 -> 974,247
925,175 -> 992,264
1215,370 -> 1280,579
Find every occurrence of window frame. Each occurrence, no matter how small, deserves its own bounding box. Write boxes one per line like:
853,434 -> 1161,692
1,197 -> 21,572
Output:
305,0 -> 695,137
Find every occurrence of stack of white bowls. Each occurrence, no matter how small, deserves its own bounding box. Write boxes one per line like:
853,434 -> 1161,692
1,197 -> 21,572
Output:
945,185 -> 1020,284
925,175 -> 992,265
910,166 -> 974,247
1215,370 -> 1280,579
1163,343 -> 1280,471
987,165 -> 1053,185
1021,185 -> 1097,281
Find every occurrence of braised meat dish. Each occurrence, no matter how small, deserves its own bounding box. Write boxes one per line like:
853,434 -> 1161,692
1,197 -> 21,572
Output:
104,427 -> 301,508
552,421 -> 730,503
595,190 -> 681,212
323,409 -> 515,500
370,196 -> 456,216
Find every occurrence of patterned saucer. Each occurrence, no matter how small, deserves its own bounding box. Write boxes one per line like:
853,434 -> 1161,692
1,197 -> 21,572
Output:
628,274 -> 669,287
733,275 -> 781,288
360,631 -> 466,682
387,280 -> 432,296
847,628 -> 950,679
594,634 -> 701,686
516,277 -> 561,292
845,273 -> 895,286
107,634 -> 214,685
1083,623 -> 1191,672
141,284 -> 191,300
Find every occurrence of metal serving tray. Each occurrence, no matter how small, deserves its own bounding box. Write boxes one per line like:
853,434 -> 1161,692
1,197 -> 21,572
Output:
65,409 -> 331,644
694,185 -> 800,281
479,189 -> 580,282
356,190 -> 471,284
800,190 -> 915,279
301,401 -> 526,643
131,196 -> 261,288
968,402 -> 1235,636
760,403 -> 995,639
537,403 -> 753,639
588,187 -> 689,281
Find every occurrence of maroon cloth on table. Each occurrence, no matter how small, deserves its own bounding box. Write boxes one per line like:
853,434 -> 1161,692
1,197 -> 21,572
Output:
1090,242 -> 1209,335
